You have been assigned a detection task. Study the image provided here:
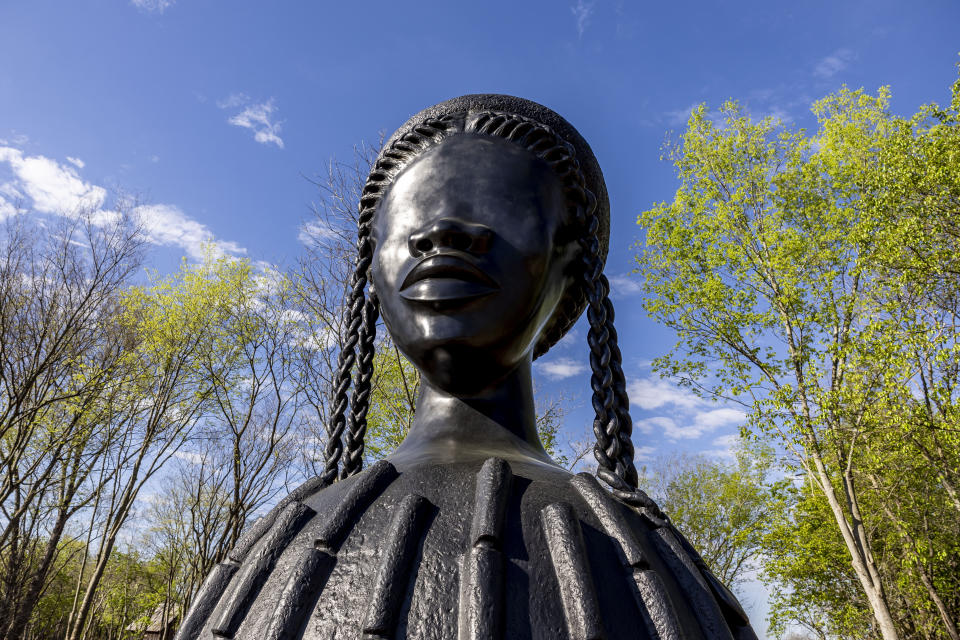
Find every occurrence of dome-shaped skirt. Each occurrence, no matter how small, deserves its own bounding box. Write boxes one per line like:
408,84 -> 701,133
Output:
174,458 -> 758,640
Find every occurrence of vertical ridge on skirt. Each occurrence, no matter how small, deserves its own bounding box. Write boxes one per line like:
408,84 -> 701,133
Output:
458,457 -> 512,640
264,547 -> 336,640
670,528 -> 752,631
211,501 -> 315,638
362,493 -> 429,638
229,474 -> 330,564
649,528 -> 734,640
540,502 -> 605,640
264,460 -> 398,640
173,562 -> 239,640
571,473 -> 683,639
315,460 -> 398,552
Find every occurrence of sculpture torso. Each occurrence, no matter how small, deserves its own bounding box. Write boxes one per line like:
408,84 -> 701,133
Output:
175,458 -> 755,640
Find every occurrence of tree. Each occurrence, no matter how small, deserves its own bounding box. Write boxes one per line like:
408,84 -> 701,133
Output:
639,441 -> 787,594
65,252 -> 230,640
0,208 -> 145,640
143,254 -> 308,615
637,65 -> 960,639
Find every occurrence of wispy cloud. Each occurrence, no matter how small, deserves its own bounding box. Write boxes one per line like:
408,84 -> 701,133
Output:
629,376 -> 746,442
536,357 -> 588,380
628,377 -> 705,411
555,328 -> 580,350
0,133 -> 29,146
298,219 -> 340,246
0,142 -> 244,261
705,433 -> 740,459
173,450 -> 206,465
134,203 -> 246,261
220,95 -> 285,149
607,273 -> 642,298
131,0 -> 175,13
664,103 -> 701,127
571,0 -> 594,38
814,48 -> 856,79
634,445 -> 656,461
634,411 -> 744,441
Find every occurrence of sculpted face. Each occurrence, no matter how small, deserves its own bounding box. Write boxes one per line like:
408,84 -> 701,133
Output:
371,134 -> 576,393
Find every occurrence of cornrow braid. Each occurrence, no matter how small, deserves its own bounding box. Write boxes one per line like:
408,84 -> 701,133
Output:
340,290 -> 379,479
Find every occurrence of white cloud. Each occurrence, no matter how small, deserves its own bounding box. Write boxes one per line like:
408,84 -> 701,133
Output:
695,408 -> 746,430
217,93 -> 250,109
0,198 -> 17,221
635,416 -> 673,435
0,133 -> 28,146
634,445 -> 655,461
571,0 -> 594,38
174,450 -> 205,465
664,103 -> 701,127
628,375 -> 745,442
298,219 -> 339,246
131,0 -> 175,13
0,140 -> 246,260
814,48 -> 856,79
537,357 -> 587,380
628,377 -> 705,411
607,273 -> 642,298
635,413 -> 738,441
221,96 -> 285,149
134,203 -> 245,261
554,328 -> 579,350
706,433 -> 740,460
0,146 -> 106,215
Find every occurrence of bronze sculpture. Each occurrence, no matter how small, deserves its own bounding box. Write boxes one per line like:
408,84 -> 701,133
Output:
174,95 -> 758,640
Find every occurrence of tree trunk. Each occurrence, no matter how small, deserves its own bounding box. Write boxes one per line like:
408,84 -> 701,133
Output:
810,454 -> 901,640
3,499 -> 73,640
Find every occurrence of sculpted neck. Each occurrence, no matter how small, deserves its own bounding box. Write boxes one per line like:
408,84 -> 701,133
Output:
387,357 -> 556,470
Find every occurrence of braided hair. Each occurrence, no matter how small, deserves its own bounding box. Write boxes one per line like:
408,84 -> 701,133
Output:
319,96 -> 655,512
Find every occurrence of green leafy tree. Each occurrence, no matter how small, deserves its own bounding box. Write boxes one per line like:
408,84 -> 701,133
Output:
637,65 -> 960,639
640,441 -> 787,594
761,482 -> 876,640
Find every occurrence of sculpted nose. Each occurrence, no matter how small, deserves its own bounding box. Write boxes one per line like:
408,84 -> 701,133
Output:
408,217 -> 493,257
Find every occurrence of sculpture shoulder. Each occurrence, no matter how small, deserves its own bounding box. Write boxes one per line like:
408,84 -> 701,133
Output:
175,459 -> 757,640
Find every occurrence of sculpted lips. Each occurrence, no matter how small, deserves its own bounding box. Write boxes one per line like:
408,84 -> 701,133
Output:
399,255 -> 499,303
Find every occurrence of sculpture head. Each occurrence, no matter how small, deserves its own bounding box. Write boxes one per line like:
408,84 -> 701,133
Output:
324,95 -> 637,496
365,97 -> 610,368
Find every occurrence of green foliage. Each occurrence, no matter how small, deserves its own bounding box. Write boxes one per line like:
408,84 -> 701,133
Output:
638,62 -> 960,637
364,341 -> 420,459
640,441 -> 788,593
762,483 -> 878,640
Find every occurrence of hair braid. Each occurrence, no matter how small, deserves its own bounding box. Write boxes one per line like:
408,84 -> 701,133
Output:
580,214 -> 623,487
319,223 -> 372,486
599,275 -> 638,488
341,290 -> 379,479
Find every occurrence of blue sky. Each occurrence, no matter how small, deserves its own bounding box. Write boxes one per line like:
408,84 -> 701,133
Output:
2,0 -> 958,631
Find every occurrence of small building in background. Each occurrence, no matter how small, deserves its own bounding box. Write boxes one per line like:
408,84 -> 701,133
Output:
125,604 -> 179,640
